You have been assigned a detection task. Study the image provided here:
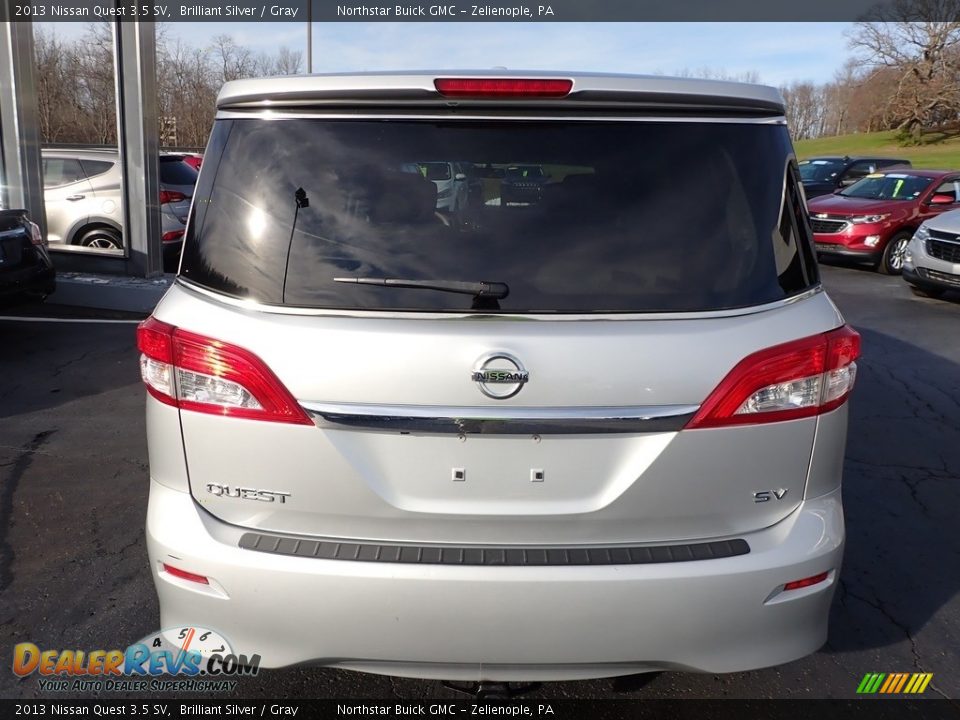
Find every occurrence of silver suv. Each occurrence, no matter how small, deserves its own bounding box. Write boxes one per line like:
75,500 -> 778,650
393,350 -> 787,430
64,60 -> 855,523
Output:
139,72 -> 859,682
903,208 -> 960,298
41,148 -> 196,268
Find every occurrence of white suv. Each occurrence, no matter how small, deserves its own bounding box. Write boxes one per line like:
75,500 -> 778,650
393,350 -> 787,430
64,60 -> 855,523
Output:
139,72 -> 858,682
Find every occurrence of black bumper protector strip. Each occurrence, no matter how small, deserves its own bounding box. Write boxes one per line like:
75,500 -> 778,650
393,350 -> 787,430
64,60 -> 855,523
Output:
237,533 -> 750,566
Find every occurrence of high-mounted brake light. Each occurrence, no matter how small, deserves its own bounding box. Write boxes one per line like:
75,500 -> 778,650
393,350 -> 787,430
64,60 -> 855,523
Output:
136,316 -> 312,425
434,78 -> 573,98
686,325 -> 860,429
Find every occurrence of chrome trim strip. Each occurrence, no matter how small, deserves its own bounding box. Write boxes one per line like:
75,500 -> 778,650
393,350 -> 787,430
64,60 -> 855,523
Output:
174,277 -> 825,322
301,402 -> 699,435
215,109 -> 786,124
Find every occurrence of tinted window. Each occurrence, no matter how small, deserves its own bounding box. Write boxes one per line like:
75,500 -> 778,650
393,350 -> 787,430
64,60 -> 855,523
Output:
418,163 -> 452,181
159,158 -> 199,186
181,119 -> 815,313
798,159 -> 842,183
42,158 -> 85,188
79,159 -> 114,178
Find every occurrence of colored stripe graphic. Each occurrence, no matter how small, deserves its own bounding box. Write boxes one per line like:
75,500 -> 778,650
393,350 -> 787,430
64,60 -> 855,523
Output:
903,674 -> 920,693
892,673 -> 909,693
878,674 -> 895,694
858,672 -> 933,694
856,673 -> 877,693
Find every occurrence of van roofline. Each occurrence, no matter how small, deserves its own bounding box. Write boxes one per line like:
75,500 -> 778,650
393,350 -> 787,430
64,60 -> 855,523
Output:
216,70 -> 785,115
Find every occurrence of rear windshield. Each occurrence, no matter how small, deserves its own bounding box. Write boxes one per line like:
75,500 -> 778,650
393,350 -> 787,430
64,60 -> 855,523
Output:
159,158 -> 199,186
181,118 -> 817,313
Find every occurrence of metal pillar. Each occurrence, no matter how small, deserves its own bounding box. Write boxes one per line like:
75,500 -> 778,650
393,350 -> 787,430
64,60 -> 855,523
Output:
115,21 -> 162,277
0,16 -> 46,235
307,1 -> 313,73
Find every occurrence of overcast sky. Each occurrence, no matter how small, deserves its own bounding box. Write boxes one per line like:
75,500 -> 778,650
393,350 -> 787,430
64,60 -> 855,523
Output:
44,22 -> 855,86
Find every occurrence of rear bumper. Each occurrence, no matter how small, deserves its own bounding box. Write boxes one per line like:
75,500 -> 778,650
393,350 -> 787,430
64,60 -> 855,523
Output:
0,265 -> 56,302
146,480 -> 844,680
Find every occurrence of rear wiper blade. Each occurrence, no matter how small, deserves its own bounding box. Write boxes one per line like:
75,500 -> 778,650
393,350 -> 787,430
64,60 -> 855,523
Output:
333,277 -> 509,299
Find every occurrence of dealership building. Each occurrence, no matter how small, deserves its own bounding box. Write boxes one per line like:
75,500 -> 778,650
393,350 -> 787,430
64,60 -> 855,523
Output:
2,16 -> 173,309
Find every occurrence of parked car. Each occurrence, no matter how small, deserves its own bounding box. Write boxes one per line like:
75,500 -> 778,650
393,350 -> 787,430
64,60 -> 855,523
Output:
903,207 -> 960,298
0,209 -> 55,306
139,72 -> 858,683
41,149 -> 197,271
177,152 -> 204,171
410,161 -> 471,215
798,156 -> 911,199
500,164 -> 549,205
807,169 -> 960,274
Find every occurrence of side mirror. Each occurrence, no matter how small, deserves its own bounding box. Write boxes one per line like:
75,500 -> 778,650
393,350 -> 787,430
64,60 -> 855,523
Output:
839,177 -> 860,187
454,173 -> 467,181
929,193 -> 955,205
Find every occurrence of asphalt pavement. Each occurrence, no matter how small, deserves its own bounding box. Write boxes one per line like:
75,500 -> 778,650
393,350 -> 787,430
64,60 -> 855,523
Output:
0,263 -> 958,700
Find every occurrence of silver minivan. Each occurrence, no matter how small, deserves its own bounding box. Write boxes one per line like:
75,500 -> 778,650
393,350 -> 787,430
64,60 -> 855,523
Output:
139,72 -> 859,682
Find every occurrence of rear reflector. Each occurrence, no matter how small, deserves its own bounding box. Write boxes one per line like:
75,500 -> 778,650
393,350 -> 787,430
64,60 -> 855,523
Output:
434,78 -> 573,98
783,571 -> 830,591
162,563 -> 209,585
686,325 -> 860,429
137,317 -> 312,425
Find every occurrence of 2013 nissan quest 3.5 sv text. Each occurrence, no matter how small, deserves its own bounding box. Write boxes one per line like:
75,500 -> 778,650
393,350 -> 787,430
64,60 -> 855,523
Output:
139,72 -> 860,682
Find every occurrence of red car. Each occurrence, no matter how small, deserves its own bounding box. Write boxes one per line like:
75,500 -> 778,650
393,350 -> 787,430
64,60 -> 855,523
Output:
808,169 -> 960,274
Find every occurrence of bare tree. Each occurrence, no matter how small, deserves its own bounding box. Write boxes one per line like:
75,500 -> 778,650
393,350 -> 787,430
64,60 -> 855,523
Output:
849,2 -> 960,141
34,25 -> 307,149
33,27 -> 75,143
210,34 -> 257,84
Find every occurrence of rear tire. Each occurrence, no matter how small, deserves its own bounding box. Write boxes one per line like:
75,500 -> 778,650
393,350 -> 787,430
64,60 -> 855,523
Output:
77,226 -> 122,250
909,285 -> 945,299
878,232 -> 911,275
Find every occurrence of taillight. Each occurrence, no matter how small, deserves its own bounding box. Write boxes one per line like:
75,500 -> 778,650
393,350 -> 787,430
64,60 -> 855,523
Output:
136,317 -> 312,425
28,221 -> 46,246
162,230 -> 184,243
434,78 -> 573,98
159,190 -> 187,204
686,325 -> 860,429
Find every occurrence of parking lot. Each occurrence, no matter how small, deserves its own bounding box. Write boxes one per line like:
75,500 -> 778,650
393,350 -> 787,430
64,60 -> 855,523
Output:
1,263 -> 958,701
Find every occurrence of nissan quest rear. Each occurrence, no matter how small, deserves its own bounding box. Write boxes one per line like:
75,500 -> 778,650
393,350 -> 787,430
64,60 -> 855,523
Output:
140,72 -> 859,682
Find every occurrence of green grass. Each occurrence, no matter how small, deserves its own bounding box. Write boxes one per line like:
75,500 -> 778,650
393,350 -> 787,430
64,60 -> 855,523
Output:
794,130 -> 960,170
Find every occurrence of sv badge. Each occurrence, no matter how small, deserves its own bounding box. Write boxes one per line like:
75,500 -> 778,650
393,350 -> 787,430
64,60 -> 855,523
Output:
754,488 -> 789,503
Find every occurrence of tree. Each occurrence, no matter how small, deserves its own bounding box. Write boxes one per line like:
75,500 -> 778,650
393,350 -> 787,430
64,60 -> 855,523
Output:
849,2 -> 960,142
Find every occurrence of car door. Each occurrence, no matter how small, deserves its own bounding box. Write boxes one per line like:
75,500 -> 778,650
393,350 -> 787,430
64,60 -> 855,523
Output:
919,176 -> 960,221
79,159 -> 123,227
42,157 -> 93,244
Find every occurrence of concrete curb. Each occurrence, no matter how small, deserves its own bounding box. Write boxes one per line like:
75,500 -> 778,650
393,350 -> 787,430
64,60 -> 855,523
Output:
51,272 -> 173,314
